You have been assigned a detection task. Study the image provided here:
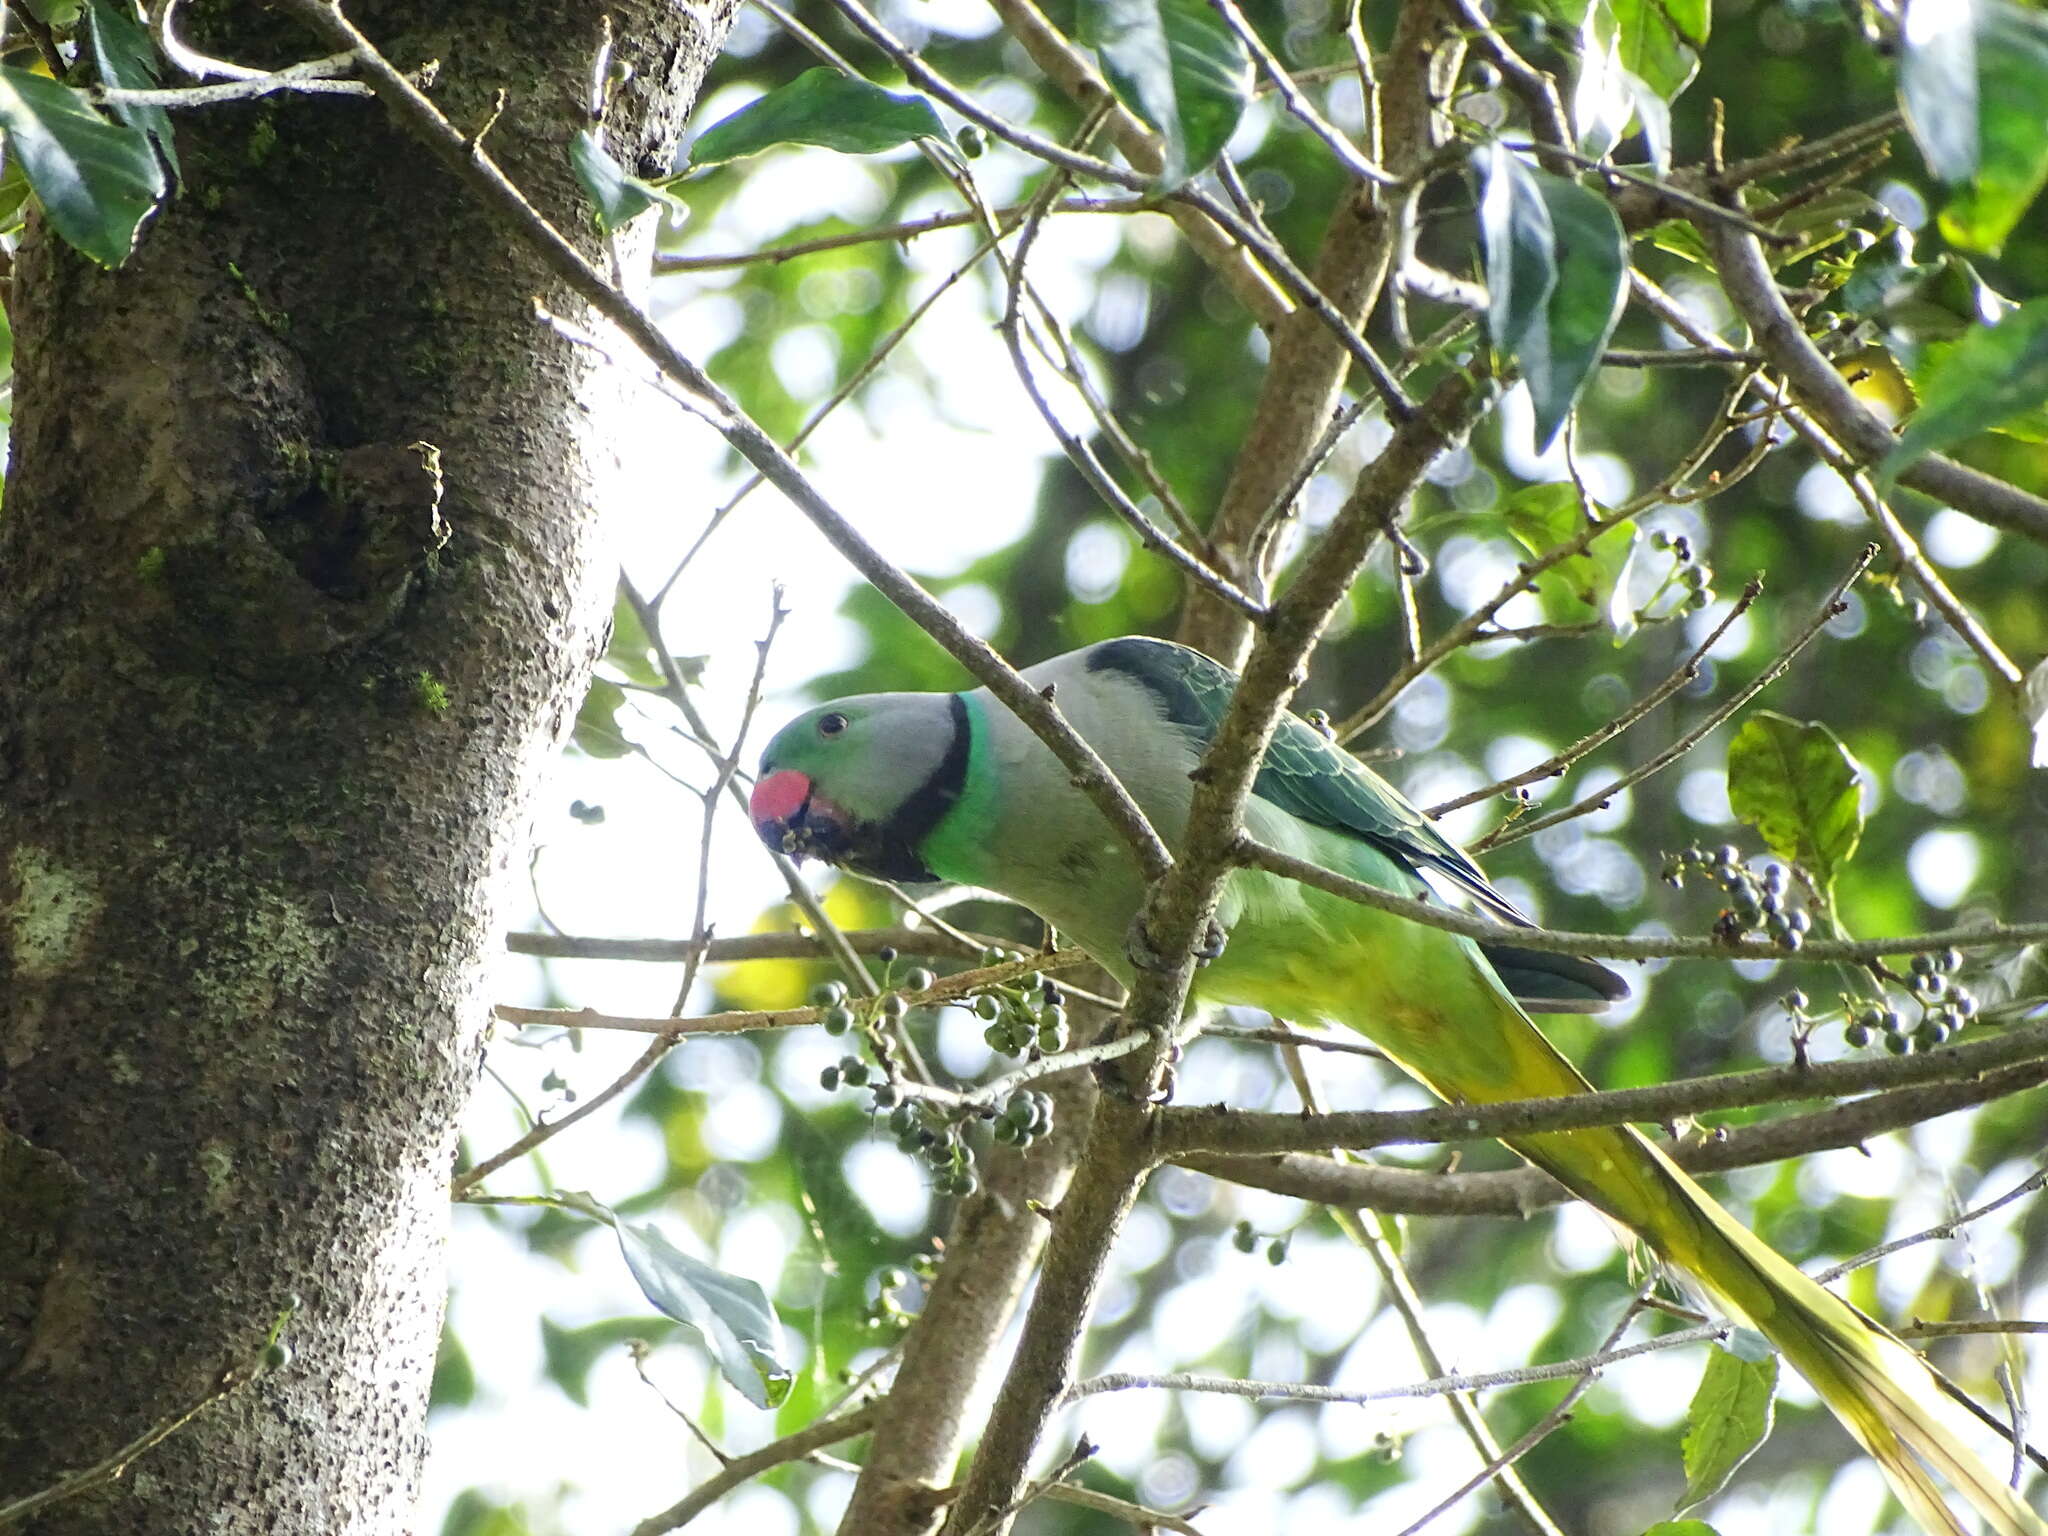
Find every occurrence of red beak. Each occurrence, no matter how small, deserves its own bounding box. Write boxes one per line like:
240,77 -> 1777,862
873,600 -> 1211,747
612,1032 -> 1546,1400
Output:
749,769 -> 812,840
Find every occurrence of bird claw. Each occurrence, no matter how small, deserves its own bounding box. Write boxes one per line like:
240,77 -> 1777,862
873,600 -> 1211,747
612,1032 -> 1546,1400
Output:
1123,914 -> 1228,973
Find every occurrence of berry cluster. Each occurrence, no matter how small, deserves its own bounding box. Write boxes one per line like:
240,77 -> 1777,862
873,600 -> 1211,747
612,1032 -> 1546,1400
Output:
883,1101 -> 980,1197
1232,1219 -> 1290,1266
990,1089 -> 1056,1147
1843,948 -> 1976,1054
974,962 -> 1069,1057
1664,844 -> 1813,951
1648,529 -> 1715,613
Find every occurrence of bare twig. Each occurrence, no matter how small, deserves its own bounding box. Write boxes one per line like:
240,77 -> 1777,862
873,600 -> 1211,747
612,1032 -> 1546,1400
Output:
628,1403 -> 882,1536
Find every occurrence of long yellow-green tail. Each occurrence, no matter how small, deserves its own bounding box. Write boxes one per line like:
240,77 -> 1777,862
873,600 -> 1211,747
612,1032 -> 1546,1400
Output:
1349,967 -> 2045,1536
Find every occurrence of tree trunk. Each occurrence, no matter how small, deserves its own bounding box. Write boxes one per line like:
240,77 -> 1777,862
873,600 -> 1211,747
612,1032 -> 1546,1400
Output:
0,3 -> 735,1529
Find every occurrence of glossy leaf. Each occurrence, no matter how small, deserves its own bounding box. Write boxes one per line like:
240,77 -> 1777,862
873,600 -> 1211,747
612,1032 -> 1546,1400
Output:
1899,0 -> 2048,252
1677,1347 -> 1778,1511
689,67 -> 946,167
87,0 -> 178,180
569,129 -> 684,234
1726,711 -> 1865,897
1526,171 -> 1628,448
613,1217 -> 792,1408
1081,0 -> 1251,186
572,678 -> 633,759
1476,142 -> 1556,364
1605,0 -> 1705,102
0,64 -> 163,267
1881,299 -> 2048,482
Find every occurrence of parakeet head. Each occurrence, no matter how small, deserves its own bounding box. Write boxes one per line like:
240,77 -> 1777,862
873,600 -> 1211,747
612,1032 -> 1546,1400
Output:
749,691 -> 968,883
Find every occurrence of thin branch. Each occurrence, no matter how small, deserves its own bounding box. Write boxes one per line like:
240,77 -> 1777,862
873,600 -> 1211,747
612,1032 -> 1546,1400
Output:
1702,222 -> 2048,547
651,196 -> 1143,274
1816,1165 -> 2048,1283
628,1403 -> 882,1536
1159,1021 -> 2048,1157
1428,575 -> 1761,815
1209,0 -> 1394,185
490,951 -> 1092,1038
91,51 -> 371,105
1476,545 -> 1872,850
505,925 -> 1003,965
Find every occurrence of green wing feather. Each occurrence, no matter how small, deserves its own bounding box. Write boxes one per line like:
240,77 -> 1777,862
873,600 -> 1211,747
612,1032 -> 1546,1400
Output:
1084,637 -> 1526,923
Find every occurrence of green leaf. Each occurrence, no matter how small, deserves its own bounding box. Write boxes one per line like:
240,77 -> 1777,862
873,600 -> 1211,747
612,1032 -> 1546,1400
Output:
1677,1347 -> 1778,1511
1726,711 -> 1865,898
1526,172 -> 1627,449
689,67 -> 946,168
572,678 -> 632,759
1080,0 -> 1252,186
0,64 -> 163,267
1475,146 -> 1626,450
1642,1524 -> 1724,1536
1907,1 -> 2048,253
1880,299 -> 2048,482
1476,142 -> 1557,364
1500,482 -> 1636,632
1899,0 -> 1979,182
1605,0 -> 1704,102
87,0 -> 178,181
605,588 -> 664,687
612,1217 -> 793,1408
569,129 -> 684,234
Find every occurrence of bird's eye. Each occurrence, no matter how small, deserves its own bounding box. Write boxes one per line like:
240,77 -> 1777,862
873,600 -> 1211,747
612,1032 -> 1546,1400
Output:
817,712 -> 849,739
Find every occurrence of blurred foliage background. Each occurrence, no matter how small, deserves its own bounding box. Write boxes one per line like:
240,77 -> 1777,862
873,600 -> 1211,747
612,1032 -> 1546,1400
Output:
431,1 -> 2048,1533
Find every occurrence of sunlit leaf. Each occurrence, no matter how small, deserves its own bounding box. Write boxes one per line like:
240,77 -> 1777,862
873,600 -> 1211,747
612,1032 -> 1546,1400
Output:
1643,1523 -> 1725,1536
1602,0 -> 1704,102
0,64 -> 163,266
569,129 -> 685,234
1881,299 -> 2048,482
1898,0 -> 2048,253
1500,482 -> 1637,633
689,67 -> 946,167
1677,1347 -> 1778,1511
1726,711 -> 1865,898
87,0 -> 178,181
572,678 -> 633,759
1081,0 -> 1252,187
613,1216 -> 793,1408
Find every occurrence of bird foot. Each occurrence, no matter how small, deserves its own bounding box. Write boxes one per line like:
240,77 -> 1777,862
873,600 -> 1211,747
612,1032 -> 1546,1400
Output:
1123,914 -> 1228,974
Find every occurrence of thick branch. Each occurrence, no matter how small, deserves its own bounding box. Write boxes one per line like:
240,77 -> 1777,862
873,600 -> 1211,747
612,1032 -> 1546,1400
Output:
1705,223 -> 2048,546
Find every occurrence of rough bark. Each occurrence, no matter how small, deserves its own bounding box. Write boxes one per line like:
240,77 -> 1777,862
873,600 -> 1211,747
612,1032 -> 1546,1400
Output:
0,2 -> 736,1530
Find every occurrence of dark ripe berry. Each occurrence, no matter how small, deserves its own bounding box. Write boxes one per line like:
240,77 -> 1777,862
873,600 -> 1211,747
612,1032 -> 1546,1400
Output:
1233,1220 -> 1258,1253
1787,909 -> 1812,934
820,1066 -> 841,1090
878,946 -> 898,965
1673,535 -> 1693,561
1683,845 -> 1706,865
1955,994 -> 1978,1018
871,1083 -> 898,1108
1881,1008 -> 1903,1033
1844,1021 -> 1872,1048
1784,990 -> 1809,1011
811,980 -> 848,1007
917,1129 -> 937,1148
1780,928 -> 1804,953
824,1006 -> 856,1036
1681,564 -> 1707,591
1910,952 -> 1936,974
1468,59 -> 1501,91
1940,947 -> 1963,973
1885,1031 -> 1912,1055
1042,980 -> 1063,1005
843,1061 -> 870,1087
1266,1239 -> 1288,1266
1687,589 -> 1711,610
1715,845 -> 1738,867
1764,864 -> 1787,892
905,967 -> 936,993
1761,893 -> 1782,917
880,993 -> 908,1020
1858,1007 -> 1883,1031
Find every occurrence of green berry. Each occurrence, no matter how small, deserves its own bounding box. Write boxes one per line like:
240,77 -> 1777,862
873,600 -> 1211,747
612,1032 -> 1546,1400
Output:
905,967 -> 936,993
811,980 -> 848,1007
1233,1221 -> 1257,1254
880,993 -> 908,1020
1910,952 -> 1935,975
1844,1021 -> 1872,1048
824,1005 -> 856,1036
262,1341 -> 293,1371
821,1066 -> 841,1091
1266,1239 -> 1288,1266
